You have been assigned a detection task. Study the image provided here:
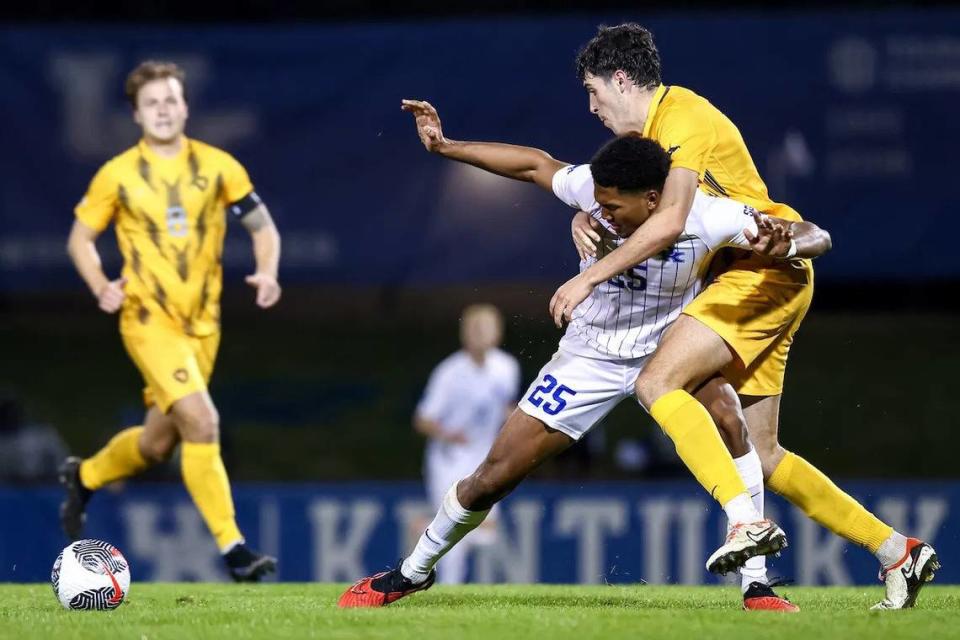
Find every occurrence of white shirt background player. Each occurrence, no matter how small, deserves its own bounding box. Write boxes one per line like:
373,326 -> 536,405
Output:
414,304 -> 520,584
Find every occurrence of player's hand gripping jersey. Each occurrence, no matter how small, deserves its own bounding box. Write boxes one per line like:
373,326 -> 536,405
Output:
642,84 -> 814,395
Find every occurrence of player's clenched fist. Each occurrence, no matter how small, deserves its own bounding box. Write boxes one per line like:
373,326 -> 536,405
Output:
401,99 -> 448,152
246,272 -> 282,309
96,277 -> 127,313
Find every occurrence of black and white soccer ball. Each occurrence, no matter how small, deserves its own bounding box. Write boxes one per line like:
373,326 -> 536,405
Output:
51,539 -> 131,610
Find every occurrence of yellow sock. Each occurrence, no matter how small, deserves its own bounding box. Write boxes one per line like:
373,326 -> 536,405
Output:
768,451 -> 892,552
79,426 -> 147,490
650,390 -> 748,506
181,442 -> 243,551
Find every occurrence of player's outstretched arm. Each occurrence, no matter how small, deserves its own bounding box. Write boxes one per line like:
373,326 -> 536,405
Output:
401,99 -> 568,191
745,212 -> 832,259
241,204 -> 282,309
66,219 -> 126,313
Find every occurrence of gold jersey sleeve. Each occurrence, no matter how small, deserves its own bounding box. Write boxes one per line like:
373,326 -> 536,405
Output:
75,161 -> 120,232
219,151 -> 254,204
643,85 -> 802,222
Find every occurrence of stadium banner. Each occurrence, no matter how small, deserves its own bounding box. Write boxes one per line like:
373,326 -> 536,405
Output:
2,10 -> 960,291
1,481 -> 953,585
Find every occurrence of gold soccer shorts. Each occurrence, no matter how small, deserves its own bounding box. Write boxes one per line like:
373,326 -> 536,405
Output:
121,326 -> 220,412
683,253 -> 814,397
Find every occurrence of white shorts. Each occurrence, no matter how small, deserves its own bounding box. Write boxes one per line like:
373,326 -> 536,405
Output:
517,349 -> 649,441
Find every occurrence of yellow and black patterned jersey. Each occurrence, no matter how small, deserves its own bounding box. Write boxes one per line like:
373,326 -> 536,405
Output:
642,84 -> 802,222
75,137 -> 253,336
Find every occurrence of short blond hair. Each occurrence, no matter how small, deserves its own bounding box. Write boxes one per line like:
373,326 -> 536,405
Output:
124,60 -> 186,108
461,304 -> 503,328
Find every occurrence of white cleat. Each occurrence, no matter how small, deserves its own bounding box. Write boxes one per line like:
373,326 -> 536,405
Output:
706,519 -> 788,575
871,538 -> 939,610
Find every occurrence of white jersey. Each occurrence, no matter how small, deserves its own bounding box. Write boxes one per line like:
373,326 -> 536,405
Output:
416,348 -> 520,502
552,164 -> 761,360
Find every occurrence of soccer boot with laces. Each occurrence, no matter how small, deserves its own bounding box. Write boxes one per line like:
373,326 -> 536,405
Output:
224,543 -> 277,582
338,565 -> 436,608
871,538 -> 939,610
742,580 -> 800,612
706,519 -> 788,575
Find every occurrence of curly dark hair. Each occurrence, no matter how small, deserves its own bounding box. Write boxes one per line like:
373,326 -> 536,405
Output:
590,135 -> 671,193
575,23 -> 662,88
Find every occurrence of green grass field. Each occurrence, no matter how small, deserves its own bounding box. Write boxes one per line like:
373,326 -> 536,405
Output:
2,584 -> 959,640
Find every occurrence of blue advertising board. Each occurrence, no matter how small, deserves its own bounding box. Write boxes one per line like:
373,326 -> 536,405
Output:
2,481 -> 955,585
2,10 -> 960,291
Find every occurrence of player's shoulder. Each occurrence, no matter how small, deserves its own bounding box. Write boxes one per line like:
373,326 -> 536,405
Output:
686,190 -> 754,239
663,85 -> 714,110
433,351 -> 468,376
691,189 -> 748,218
96,145 -> 140,178
658,85 -> 722,124
489,348 -> 520,372
188,137 -> 244,168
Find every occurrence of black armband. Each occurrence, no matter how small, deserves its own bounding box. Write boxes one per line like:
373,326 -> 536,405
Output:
228,191 -> 263,220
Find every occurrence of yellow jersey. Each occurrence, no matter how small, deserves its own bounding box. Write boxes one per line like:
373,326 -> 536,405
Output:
75,137 -> 253,337
642,84 -> 802,223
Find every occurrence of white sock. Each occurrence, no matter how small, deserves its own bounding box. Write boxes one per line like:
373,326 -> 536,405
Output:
722,492 -> 763,526
436,538 -> 470,585
875,531 -> 910,569
733,448 -> 768,592
401,483 -> 489,584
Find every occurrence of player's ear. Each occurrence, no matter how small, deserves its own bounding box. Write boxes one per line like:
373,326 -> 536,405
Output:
646,189 -> 660,212
614,69 -> 628,91
132,108 -> 142,126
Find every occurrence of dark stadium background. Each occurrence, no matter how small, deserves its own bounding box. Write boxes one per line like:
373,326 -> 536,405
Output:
2,0 -> 958,585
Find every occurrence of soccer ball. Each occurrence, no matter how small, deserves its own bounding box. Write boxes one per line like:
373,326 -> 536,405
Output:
51,539 -> 131,610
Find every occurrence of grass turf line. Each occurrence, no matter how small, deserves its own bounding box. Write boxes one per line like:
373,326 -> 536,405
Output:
2,584 -> 959,640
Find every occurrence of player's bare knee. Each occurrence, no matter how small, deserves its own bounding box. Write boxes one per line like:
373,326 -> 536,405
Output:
174,406 -> 220,443
138,437 -> 168,463
634,372 -> 668,409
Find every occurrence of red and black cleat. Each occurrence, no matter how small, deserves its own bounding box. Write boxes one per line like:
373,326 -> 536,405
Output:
742,581 -> 800,612
338,566 -> 436,608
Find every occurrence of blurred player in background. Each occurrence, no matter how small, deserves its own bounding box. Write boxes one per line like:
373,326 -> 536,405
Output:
557,24 -> 937,609
59,61 -> 281,582
413,304 -> 520,584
